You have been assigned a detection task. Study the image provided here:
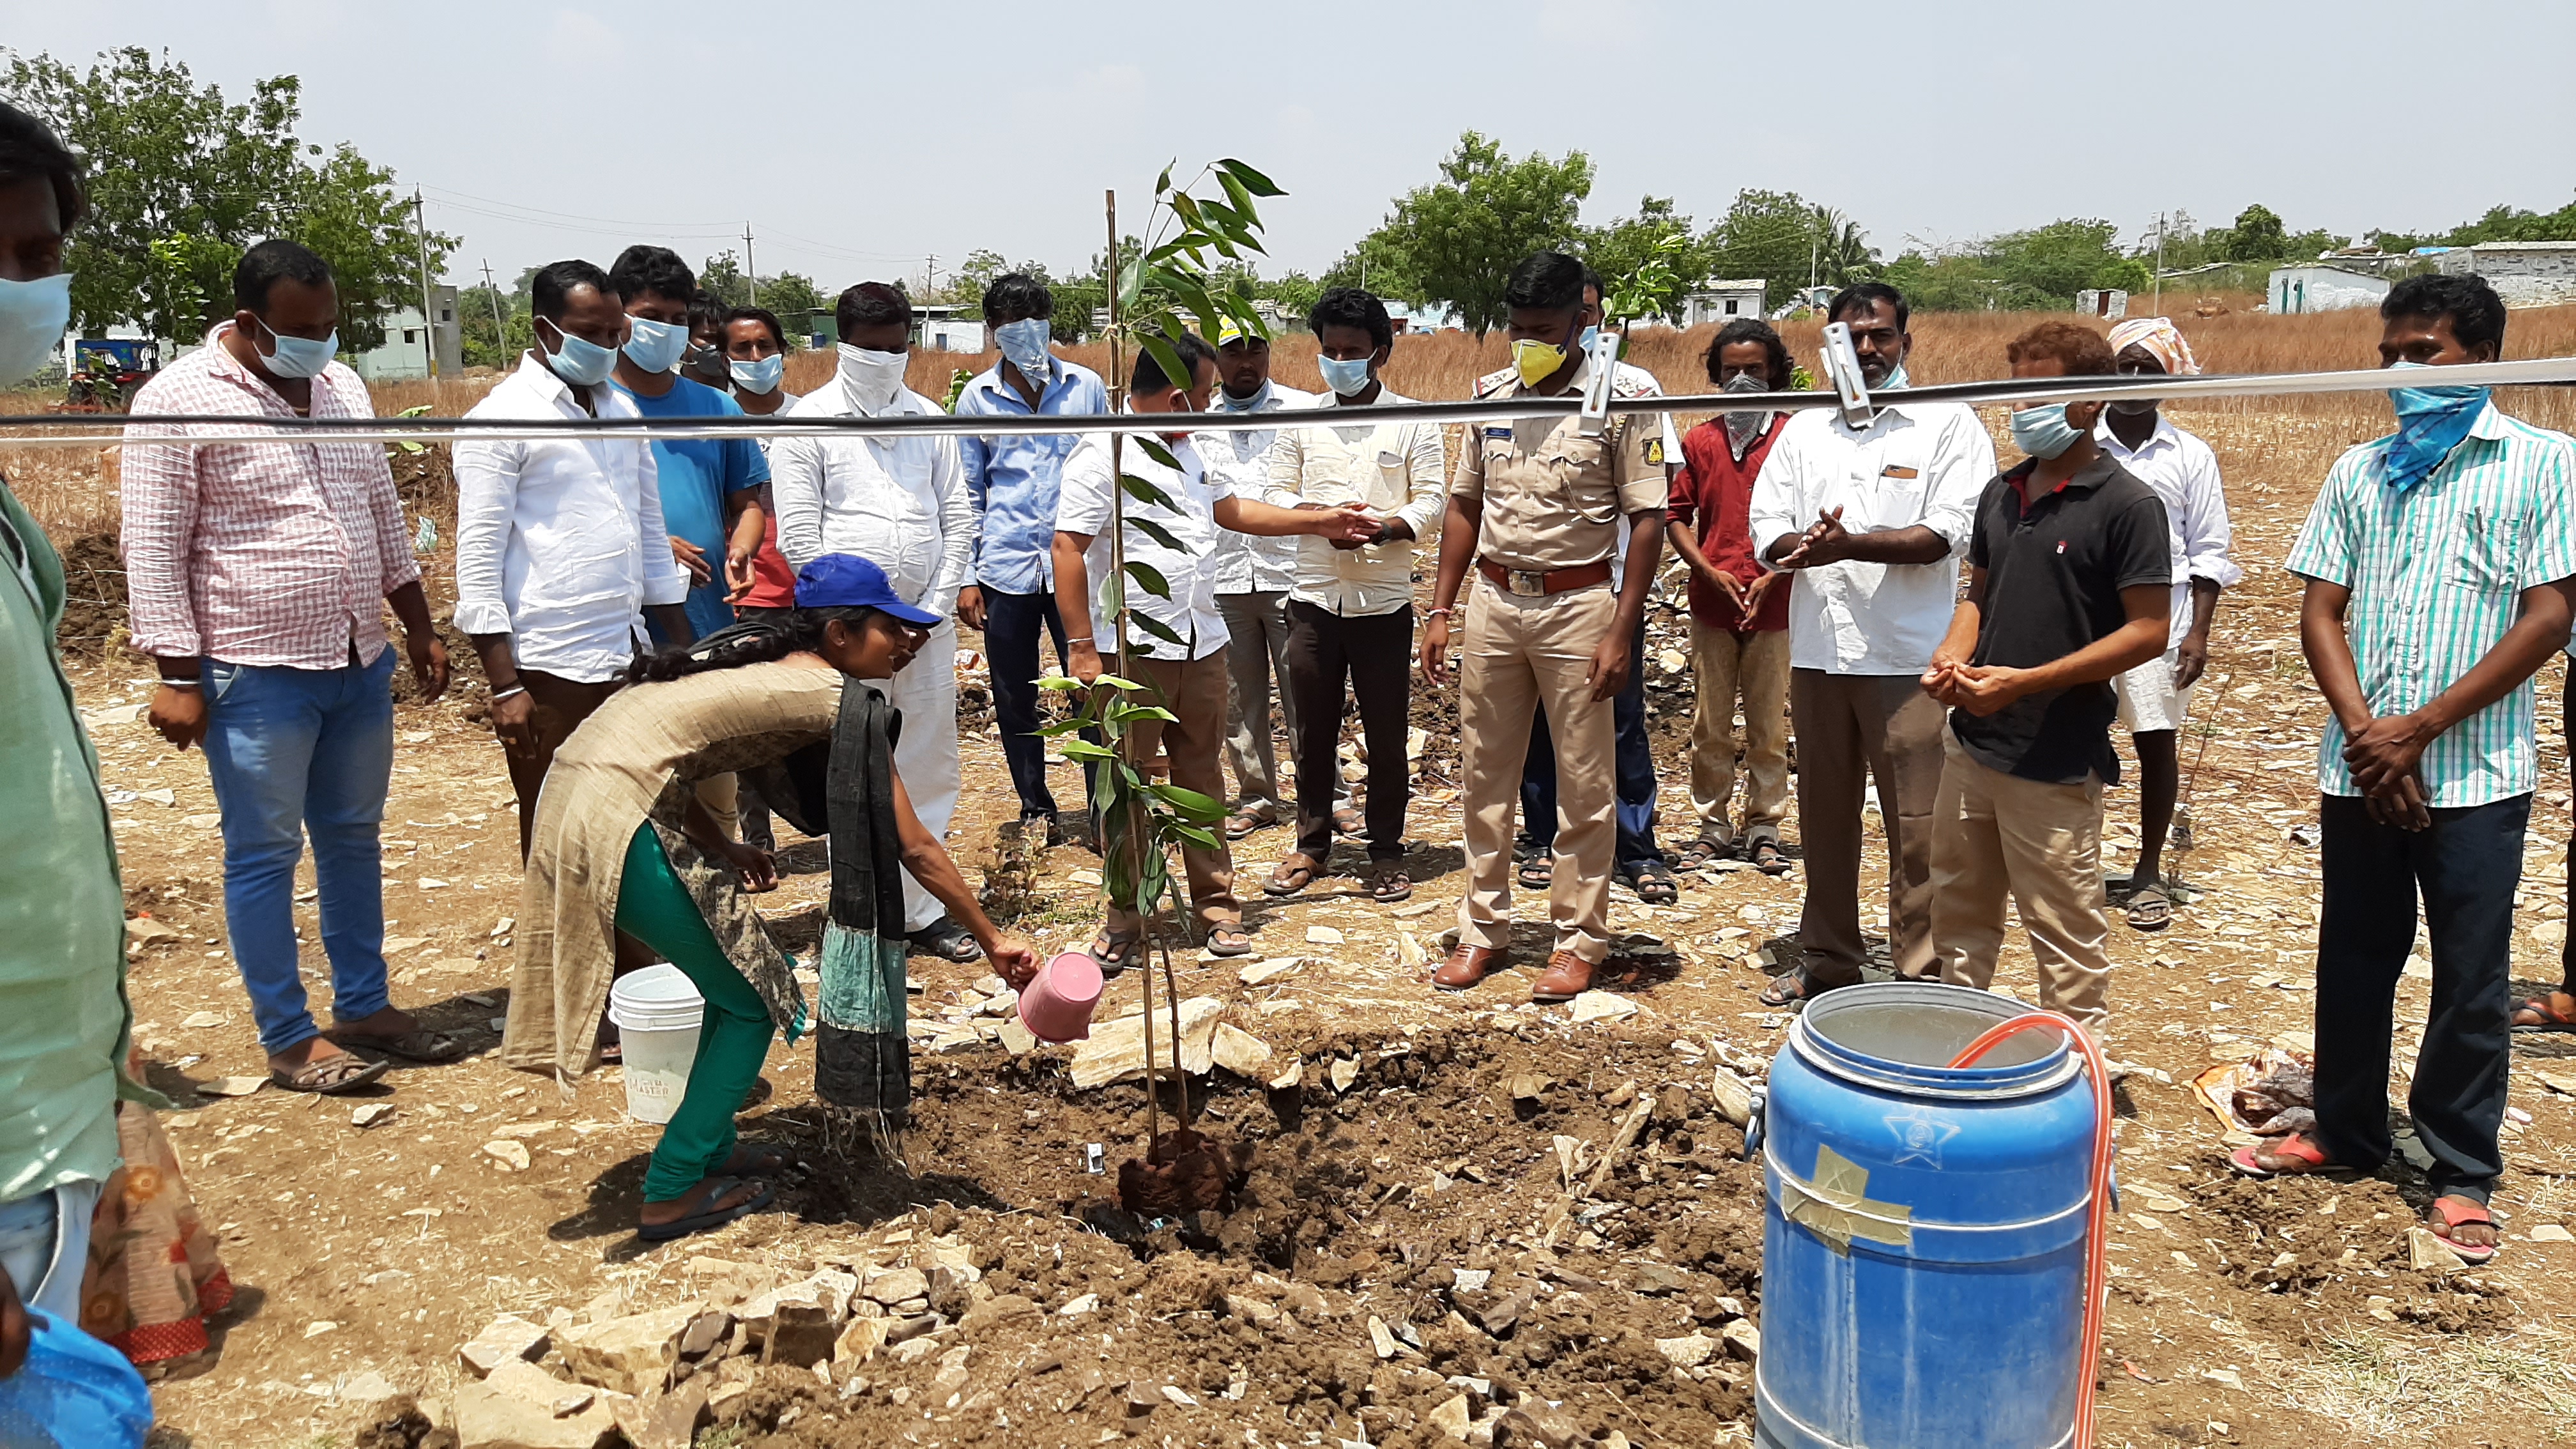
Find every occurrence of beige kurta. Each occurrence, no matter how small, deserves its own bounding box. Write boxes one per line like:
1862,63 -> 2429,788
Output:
501,660 -> 846,1079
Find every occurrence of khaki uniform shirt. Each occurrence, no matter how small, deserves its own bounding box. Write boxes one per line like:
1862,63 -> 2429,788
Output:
1450,358 -> 1666,573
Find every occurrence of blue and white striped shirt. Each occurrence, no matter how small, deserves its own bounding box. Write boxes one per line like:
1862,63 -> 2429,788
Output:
955,360 -> 1109,595
2285,403 -> 2576,808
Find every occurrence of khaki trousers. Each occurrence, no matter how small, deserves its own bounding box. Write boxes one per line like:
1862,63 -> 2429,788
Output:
1105,652 -> 1241,939
1688,622 -> 1791,847
1457,574 -> 1618,964
1790,669 -> 1946,984
1930,729 -> 2112,1038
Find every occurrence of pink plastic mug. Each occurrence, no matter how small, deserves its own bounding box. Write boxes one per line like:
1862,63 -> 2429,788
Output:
1018,951 -> 1105,1043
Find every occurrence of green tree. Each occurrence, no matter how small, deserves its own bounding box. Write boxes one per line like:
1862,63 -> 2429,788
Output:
2,47 -> 450,348
1583,196 -> 1708,324
1984,218 -> 2131,305
1361,131 -> 1591,334
700,249 -> 750,306
1318,232 -> 1420,305
1702,190 -> 1837,310
2223,203 -> 2287,262
457,281 -> 527,369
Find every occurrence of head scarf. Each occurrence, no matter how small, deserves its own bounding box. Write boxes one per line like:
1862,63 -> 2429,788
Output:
2105,318 -> 2200,377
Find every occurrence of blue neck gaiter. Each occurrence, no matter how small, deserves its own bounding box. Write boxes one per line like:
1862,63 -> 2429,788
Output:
2382,361 -> 2488,493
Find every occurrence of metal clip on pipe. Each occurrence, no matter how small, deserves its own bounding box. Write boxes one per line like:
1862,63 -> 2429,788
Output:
1577,328 -> 1620,437
1819,321 -> 1876,429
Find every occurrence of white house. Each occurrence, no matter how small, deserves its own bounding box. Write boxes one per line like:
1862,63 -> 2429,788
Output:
2074,289 -> 2129,319
351,286 -> 463,383
1683,280 -> 1767,328
2437,241 -> 2576,307
2267,264 -> 2388,315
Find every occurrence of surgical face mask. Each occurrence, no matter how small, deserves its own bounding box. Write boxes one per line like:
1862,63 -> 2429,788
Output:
730,353 -> 785,395
1869,358 -> 1910,390
1512,335 -> 1570,388
993,318 -> 1054,381
2009,402 -> 2084,460
252,317 -> 338,379
1577,324 -> 1600,355
837,343 -> 909,409
538,318 -> 620,387
0,273 -> 72,386
1317,354 -> 1374,397
622,315 -> 689,373
1216,381 -> 1265,411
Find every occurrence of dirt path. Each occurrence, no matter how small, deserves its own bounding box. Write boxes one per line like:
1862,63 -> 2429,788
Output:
67,406 -> 2576,1448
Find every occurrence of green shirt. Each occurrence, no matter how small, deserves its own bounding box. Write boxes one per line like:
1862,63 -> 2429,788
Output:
0,471 -> 142,1204
2285,404 -> 2576,808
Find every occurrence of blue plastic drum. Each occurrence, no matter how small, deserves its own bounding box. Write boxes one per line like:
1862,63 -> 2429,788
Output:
1755,981 -> 2097,1449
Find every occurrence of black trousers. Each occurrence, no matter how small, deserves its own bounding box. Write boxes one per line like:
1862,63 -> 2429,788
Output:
2314,790 -> 2527,1203
1285,601 -> 1413,862
1519,615 -> 1659,866
985,586 -> 1078,818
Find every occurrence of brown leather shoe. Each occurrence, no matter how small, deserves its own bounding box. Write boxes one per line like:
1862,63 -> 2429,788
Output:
1433,942 -> 1501,992
1529,949 -> 1597,1003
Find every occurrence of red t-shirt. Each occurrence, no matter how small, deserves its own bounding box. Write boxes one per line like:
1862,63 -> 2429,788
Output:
1669,418 -> 1790,632
737,493 -> 799,610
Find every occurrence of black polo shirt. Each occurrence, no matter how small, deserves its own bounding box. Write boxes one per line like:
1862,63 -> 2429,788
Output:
1951,453 -> 2171,785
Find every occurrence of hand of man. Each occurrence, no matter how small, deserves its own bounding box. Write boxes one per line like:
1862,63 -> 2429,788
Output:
670,535 -> 712,588
1705,566 -> 1747,614
488,687 -> 539,759
1586,631 -> 1633,702
957,585 -> 988,632
148,682 -> 209,751
1919,658 -> 1961,705
1418,612 -> 1453,686
2173,635 -> 2209,691
1740,569 -> 1782,623
2362,772 -> 2433,832
0,1258 -> 25,1380
1788,507 -> 1853,568
407,632 -> 451,705
1310,504 -> 1381,545
986,934 -> 1042,991
1943,664 -> 2030,717
726,841 -> 779,893
724,542 -> 758,601
1068,640 -> 1105,687
2342,713 -> 2430,797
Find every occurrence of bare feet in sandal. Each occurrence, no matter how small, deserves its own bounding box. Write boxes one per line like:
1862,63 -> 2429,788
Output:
1205,923 -> 1254,958
2124,883 -> 2172,931
268,1036 -> 391,1094
1370,862 -> 1412,903
2426,1195 -> 2499,1261
1266,852 -> 1319,897
1757,970 -> 1846,1009
2511,989 -> 2576,1032
1087,930 -> 1142,978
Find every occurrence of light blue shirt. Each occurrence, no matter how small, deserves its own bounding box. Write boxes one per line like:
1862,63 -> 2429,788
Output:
955,359 -> 1108,595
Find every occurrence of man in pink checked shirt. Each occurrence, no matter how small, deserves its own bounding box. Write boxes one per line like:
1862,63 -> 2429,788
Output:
123,239 -> 457,1096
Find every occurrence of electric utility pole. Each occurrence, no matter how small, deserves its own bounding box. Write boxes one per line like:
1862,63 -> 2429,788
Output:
742,223 -> 758,305
480,259 -> 508,364
2152,213 -> 2168,318
410,187 -> 438,380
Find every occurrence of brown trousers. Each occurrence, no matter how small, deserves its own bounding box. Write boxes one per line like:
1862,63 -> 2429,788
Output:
506,669 -> 622,859
1790,669 -> 1946,984
1930,730 -> 2112,1039
1456,575 -> 1620,965
1106,652 -> 1241,939
1688,622 -> 1792,847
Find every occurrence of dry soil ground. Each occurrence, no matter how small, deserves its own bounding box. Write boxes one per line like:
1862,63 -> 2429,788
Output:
45,401 -> 2576,1449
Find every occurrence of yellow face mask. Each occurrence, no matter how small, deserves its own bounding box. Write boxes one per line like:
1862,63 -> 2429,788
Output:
1512,335 -> 1568,388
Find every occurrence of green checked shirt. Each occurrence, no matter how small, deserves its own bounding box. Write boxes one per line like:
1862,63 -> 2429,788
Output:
2285,403 -> 2576,808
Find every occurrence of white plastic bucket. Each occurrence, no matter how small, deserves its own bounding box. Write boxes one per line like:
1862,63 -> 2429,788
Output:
608,963 -> 705,1124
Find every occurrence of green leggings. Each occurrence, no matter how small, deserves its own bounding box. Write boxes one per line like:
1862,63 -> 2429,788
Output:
615,824 -> 776,1203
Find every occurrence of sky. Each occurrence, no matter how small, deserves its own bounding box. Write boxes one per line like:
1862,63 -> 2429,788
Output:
6,0 -> 2573,296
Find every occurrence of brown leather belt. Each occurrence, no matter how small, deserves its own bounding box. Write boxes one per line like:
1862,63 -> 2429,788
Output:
1477,558 -> 1612,597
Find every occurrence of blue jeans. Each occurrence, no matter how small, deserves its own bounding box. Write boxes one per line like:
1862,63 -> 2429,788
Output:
0,1183 -> 102,1322
1520,618 -> 1659,865
202,650 -> 397,1054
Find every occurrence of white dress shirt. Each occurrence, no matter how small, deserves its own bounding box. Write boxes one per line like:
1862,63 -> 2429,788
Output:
1261,388 -> 1445,616
1747,400 -> 1996,675
1057,422 -> 1230,661
2094,414 -> 2240,648
1199,379 -> 1317,595
768,379 -> 973,618
453,353 -> 689,684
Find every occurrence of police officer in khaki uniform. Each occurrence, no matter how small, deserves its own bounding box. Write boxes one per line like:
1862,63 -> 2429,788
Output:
1420,252 -> 1667,1002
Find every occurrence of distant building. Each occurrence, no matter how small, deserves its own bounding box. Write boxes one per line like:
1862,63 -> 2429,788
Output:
2436,241 -> 2576,307
2074,289 -> 2129,319
351,285 -> 463,382
1683,280 -> 1767,328
2267,264 -> 2388,315
1385,302 -> 1462,334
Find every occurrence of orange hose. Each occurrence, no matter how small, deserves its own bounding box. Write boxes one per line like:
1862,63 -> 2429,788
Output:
1947,1013 -> 2113,1449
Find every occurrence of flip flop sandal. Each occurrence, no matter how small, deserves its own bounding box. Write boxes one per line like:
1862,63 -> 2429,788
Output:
1518,854 -> 1554,890
1621,860 -> 1680,905
636,1176 -> 776,1243
268,1052 -> 392,1095
1331,808 -> 1365,838
2427,1196 -> 2499,1265
2124,885 -> 2174,933
1225,807 -> 1273,841
1205,924 -> 1255,958
1087,931 -> 1143,979
2510,992 -> 2576,1032
2227,1131 -> 2346,1179
332,1027 -> 464,1062
1757,970 -> 1844,1009
1748,838 -> 1791,877
906,917 -> 984,963
1265,855 -> 1318,897
1676,838 -> 1728,870
1370,867 -> 1413,903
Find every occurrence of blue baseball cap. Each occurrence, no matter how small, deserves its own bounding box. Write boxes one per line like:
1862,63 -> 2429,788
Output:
793,554 -> 942,626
